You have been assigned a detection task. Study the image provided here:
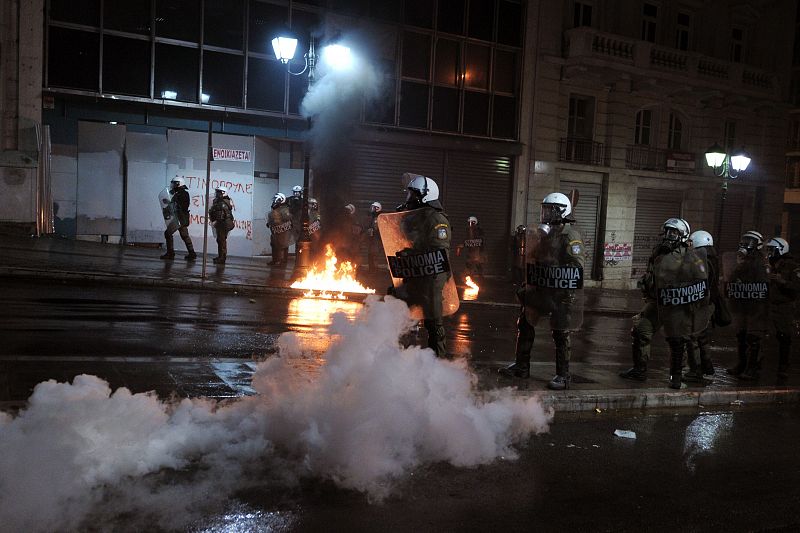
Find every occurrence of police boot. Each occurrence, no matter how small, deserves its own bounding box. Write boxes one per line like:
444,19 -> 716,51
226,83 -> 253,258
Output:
424,319 -> 448,359
699,337 -> 715,376
683,342 -> 704,383
161,233 -> 175,259
726,331 -> 748,376
777,332 -> 791,378
548,330 -> 571,390
667,339 -> 686,390
619,329 -> 647,381
739,336 -> 762,381
160,250 -> 175,260
184,241 -> 197,261
499,314 -> 534,378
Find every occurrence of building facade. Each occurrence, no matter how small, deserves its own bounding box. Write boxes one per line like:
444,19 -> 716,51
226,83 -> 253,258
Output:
0,0 -> 796,286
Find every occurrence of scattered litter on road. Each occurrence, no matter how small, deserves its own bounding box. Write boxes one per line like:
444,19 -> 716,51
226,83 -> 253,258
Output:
592,444 -> 600,448
613,429 -> 637,439
249,299 -> 256,303
595,408 -> 602,413
730,400 -> 744,406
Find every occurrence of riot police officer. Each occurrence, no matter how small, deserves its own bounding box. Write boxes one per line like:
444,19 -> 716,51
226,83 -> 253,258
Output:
160,176 -> 197,261
498,192 -> 585,390
511,225 -> 526,284
461,216 -> 486,280
394,174 -> 452,358
765,237 -> 800,378
288,185 -> 304,243
208,186 -> 234,264
725,230 -> 769,380
366,201 -> 383,271
267,193 -> 293,267
683,230 -> 721,381
307,197 -> 323,261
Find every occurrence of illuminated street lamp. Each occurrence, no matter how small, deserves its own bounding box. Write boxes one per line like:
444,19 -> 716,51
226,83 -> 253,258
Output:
272,33 -> 352,273
705,143 -> 752,239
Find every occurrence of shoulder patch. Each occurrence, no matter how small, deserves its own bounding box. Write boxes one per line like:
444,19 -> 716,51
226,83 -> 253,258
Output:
571,244 -> 583,255
437,227 -> 449,239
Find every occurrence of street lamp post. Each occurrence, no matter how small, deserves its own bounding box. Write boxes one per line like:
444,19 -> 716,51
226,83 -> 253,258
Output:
704,143 -> 752,241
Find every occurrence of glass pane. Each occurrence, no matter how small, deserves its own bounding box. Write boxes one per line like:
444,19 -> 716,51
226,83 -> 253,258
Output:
156,0 -> 200,42
288,74 -> 308,115
204,0 -> 244,49
404,0 -> 433,28
434,39 -> 459,86
468,0 -> 494,41
399,81 -> 428,128
365,78 -> 396,124
104,0 -> 151,35
247,57 -> 286,111
492,95 -> 516,138
493,49 -> 516,93
331,0 -> 368,16
432,87 -> 459,132
437,0 -> 465,35
249,1 -> 288,56
155,43 -> 199,102
103,36 -> 150,96
402,32 -> 430,80
465,43 -> 489,89
497,1 -> 521,45
48,28 -> 99,90
50,0 -> 100,26
370,0 -> 402,22
202,51 -> 243,107
463,91 -> 489,136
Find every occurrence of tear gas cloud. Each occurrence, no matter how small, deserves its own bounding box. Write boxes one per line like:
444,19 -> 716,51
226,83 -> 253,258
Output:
0,297 -> 552,531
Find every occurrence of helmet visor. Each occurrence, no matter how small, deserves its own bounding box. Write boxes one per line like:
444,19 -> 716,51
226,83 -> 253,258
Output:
739,236 -> 759,251
664,227 -> 682,243
540,204 -> 565,225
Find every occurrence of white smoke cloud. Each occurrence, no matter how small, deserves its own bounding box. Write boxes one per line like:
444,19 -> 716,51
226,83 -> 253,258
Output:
0,296 -> 551,531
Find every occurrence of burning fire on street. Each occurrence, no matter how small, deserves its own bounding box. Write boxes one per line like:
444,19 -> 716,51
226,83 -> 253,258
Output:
463,275 -> 480,301
291,244 -> 376,300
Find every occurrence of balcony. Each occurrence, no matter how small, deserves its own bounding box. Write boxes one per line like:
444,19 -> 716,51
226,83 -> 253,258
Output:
625,145 -> 666,171
564,28 -> 778,98
558,137 -> 605,165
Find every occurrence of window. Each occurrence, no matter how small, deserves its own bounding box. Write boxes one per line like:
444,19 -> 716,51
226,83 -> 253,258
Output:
573,1 -> 592,28
434,39 -> 460,86
676,12 -> 690,50
463,91 -> 490,135
468,0 -> 494,41
204,0 -> 244,50
731,27 -> 744,63
104,0 -> 151,35
399,81 -> 429,128
50,0 -> 99,26
156,0 -> 200,42
155,43 -> 199,103
103,36 -> 150,96
247,57 -> 286,112
568,95 -> 595,139
724,120 -> 736,151
202,51 -> 243,107
432,87 -> 459,132
437,0 -> 465,35
48,28 -> 99,90
402,32 -> 431,80
492,95 -> 516,138
641,3 -> 658,43
497,1 -> 522,46
465,44 -> 490,89
634,109 -> 652,145
405,0 -> 433,28
249,1 -> 288,55
668,113 -> 682,150
493,50 -> 516,93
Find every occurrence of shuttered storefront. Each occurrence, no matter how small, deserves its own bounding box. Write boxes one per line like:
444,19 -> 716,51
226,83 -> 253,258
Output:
560,180 -> 601,279
631,188 -> 684,278
349,143 -> 514,275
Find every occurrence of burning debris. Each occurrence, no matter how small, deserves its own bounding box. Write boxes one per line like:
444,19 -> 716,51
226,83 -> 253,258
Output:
464,275 -> 480,300
290,245 -> 375,299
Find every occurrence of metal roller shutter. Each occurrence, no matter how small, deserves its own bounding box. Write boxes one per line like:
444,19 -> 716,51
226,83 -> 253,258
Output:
560,181 -> 601,279
444,152 -> 513,276
631,188 -> 683,278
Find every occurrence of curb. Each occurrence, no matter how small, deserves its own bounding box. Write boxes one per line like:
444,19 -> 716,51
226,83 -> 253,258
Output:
531,386 -> 800,412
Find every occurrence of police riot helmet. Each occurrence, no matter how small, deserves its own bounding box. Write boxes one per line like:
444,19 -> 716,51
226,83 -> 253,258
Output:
371,201 -> 382,213
215,186 -> 228,196
272,192 -> 286,208
309,197 -> 318,209
170,176 -> 185,188
292,185 -> 302,197
345,203 -> 356,215
516,224 -> 526,233
766,237 -> 789,258
468,216 -> 478,225
540,192 -> 572,225
739,230 -> 764,253
689,230 -> 713,248
662,218 -> 690,244
405,174 -> 440,204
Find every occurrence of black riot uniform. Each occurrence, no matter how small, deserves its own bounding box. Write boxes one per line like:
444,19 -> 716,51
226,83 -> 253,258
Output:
160,178 -> 196,261
307,198 -> 323,261
268,193 -> 294,267
208,187 -> 235,264
511,225 -> 526,284
725,231 -> 770,380
366,202 -> 383,271
461,217 -> 486,279
766,238 -> 800,378
499,193 -> 585,390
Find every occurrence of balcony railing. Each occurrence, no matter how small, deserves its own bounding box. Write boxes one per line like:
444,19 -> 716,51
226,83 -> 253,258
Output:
558,137 -> 605,165
564,27 -> 778,97
786,158 -> 800,189
625,145 -> 666,171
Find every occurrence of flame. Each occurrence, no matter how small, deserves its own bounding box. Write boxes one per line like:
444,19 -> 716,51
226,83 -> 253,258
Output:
463,275 -> 480,301
290,244 -> 376,299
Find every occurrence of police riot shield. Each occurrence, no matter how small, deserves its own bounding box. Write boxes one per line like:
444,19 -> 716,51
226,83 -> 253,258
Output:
377,210 -> 459,320
158,187 -> 179,233
721,250 -> 769,332
522,225 -> 585,330
654,248 -> 714,337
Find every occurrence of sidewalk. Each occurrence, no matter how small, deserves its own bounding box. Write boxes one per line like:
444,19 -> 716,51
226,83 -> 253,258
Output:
1,234 -> 799,413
